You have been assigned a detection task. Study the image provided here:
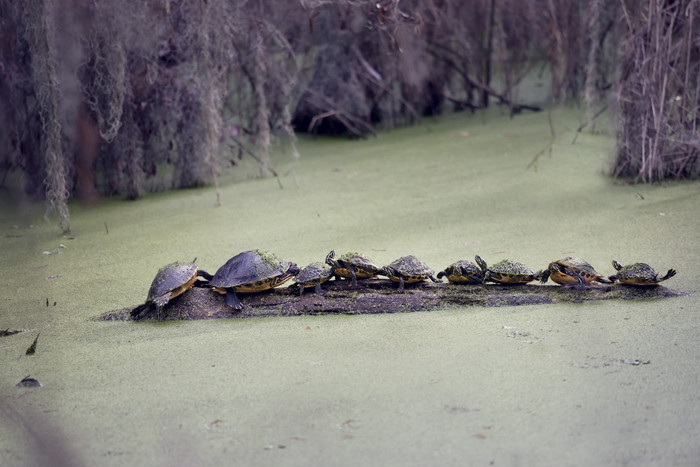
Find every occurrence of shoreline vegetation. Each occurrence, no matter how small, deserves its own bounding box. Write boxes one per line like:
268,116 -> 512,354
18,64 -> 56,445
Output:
3,1 -> 698,234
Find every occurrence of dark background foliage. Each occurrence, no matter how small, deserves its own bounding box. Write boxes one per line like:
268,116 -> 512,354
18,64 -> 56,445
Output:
0,0 -> 698,232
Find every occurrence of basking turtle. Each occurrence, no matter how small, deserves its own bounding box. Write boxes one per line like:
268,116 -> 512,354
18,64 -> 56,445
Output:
210,250 -> 300,310
381,255 -> 439,291
609,260 -> 676,286
131,262 -> 212,318
475,255 -> 539,285
294,262 -> 334,296
437,260 -> 484,284
540,256 -> 612,286
325,250 -> 381,287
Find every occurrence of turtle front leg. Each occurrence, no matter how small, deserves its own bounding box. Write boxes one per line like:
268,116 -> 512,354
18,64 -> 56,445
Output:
397,276 -> 405,292
571,273 -> 587,289
225,289 -> 244,310
153,293 -> 171,308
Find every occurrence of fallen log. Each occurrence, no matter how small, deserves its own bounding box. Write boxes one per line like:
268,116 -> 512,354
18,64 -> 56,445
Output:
96,279 -> 685,321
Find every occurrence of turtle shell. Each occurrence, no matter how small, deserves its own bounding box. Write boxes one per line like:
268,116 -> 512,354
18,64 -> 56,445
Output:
437,260 -> 484,284
295,261 -> 334,294
326,251 -> 381,280
545,257 -> 610,285
382,255 -> 438,285
475,255 -> 538,284
210,250 -> 299,293
146,262 -> 199,306
610,260 -> 676,286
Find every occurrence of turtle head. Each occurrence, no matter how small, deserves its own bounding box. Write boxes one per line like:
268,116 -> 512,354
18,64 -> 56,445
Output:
287,263 -> 301,276
325,250 -> 338,268
474,255 -> 487,273
611,260 -> 623,271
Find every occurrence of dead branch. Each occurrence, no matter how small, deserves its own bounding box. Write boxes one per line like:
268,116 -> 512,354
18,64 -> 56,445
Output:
228,134 -> 284,189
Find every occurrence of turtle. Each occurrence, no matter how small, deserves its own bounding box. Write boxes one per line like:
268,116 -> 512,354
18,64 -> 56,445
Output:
294,262 -> 334,296
381,255 -> 439,291
131,262 -> 212,318
475,255 -> 539,285
609,260 -> 676,286
209,250 -> 300,310
325,250 -> 382,287
539,256 -> 612,286
437,260 -> 484,284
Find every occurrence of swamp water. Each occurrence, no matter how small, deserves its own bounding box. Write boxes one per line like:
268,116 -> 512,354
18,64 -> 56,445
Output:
1,108 -> 699,466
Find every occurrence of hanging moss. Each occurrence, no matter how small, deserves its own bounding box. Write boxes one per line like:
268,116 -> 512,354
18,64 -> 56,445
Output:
24,0 -> 71,233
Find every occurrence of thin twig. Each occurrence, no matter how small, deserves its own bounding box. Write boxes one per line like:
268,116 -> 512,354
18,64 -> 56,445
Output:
228,135 -> 284,189
572,104 -> 608,144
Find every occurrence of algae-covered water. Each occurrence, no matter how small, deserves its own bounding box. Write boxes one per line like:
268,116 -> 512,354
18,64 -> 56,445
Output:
1,108 -> 699,466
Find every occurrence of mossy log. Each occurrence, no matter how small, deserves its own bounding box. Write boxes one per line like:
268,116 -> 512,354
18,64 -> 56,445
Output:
97,279 -> 685,321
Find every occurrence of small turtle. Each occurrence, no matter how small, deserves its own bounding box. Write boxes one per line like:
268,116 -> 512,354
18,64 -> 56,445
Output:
540,256 -> 612,286
475,255 -> 539,285
294,262 -> 334,296
437,260 -> 484,284
325,250 -> 382,287
609,260 -> 676,286
381,255 -> 439,291
210,250 -> 300,310
131,262 -> 212,318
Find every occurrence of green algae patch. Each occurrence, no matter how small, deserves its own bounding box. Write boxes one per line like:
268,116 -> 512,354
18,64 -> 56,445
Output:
3,108 -> 700,467
97,280 -> 687,321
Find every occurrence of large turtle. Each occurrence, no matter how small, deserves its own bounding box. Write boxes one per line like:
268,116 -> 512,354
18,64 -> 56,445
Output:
294,262 -> 334,296
325,250 -> 381,287
475,255 -> 539,285
131,262 -> 212,318
540,256 -> 611,286
210,250 -> 300,310
609,260 -> 676,286
437,260 -> 484,284
381,255 -> 439,291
